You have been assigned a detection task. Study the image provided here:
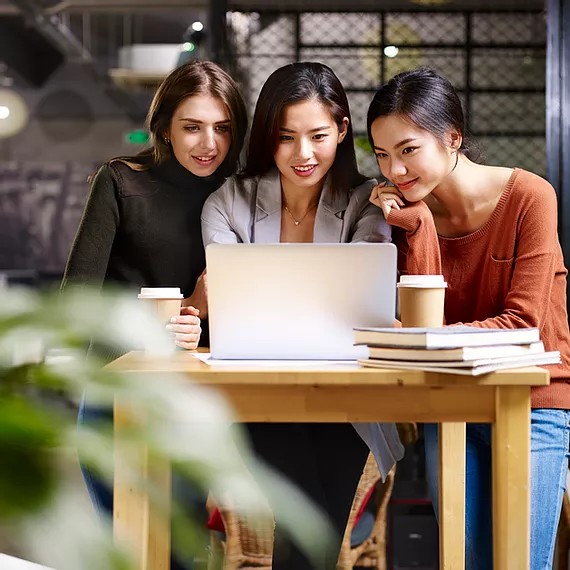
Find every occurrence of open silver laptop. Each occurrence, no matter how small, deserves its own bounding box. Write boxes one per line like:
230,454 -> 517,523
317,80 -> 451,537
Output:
206,243 -> 397,360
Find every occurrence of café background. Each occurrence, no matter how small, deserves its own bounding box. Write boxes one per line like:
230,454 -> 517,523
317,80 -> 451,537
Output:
1,0 -> 565,287
0,2 -> 569,568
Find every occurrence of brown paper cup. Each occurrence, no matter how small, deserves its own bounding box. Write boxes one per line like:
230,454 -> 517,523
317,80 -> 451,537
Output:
137,287 -> 183,353
397,275 -> 446,328
140,298 -> 182,326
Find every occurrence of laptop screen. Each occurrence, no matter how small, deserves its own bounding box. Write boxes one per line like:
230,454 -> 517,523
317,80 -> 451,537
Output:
206,243 -> 397,360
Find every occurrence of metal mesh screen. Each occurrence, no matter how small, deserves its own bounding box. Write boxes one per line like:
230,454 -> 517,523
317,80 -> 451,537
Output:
471,93 -> 545,133
385,13 -> 466,45
299,48 -> 380,89
471,12 -> 546,45
477,137 -> 546,176
301,12 -> 381,45
385,48 -> 466,88
471,48 -> 546,90
230,10 -> 546,177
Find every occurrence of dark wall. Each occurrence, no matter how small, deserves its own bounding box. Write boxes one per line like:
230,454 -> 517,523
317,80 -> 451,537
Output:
0,161 -> 96,276
0,63 -> 151,277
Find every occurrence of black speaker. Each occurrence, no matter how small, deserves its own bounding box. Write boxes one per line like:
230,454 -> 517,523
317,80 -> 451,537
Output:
389,503 -> 439,570
0,15 -> 65,87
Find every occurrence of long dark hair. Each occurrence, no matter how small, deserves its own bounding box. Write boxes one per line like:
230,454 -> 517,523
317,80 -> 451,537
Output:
118,60 -> 248,176
243,61 -> 366,196
367,67 -> 480,161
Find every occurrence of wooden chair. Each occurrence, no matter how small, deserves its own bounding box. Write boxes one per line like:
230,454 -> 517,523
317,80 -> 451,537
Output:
340,421 -> 416,569
207,455 -> 396,570
207,423 -> 418,569
338,459 -> 395,570
206,489 -> 273,570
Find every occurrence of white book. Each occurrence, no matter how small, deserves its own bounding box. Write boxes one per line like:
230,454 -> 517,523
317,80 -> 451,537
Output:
358,351 -> 561,376
367,342 -> 545,362
354,325 -> 540,349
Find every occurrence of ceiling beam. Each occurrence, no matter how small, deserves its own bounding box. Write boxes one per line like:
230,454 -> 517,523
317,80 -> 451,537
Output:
45,0 -> 208,12
0,15 -> 65,86
9,0 -> 91,60
0,0 -> 545,13
4,0 -> 148,121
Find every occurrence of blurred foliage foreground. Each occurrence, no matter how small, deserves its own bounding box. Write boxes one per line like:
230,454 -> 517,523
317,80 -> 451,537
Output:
0,286 -> 333,570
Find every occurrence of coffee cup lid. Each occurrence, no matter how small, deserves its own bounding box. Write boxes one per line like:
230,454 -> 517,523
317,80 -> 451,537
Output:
137,287 -> 183,299
397,275 -> 447,288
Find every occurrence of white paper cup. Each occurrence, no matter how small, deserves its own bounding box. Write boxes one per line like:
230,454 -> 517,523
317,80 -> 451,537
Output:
138,287 -> 183,353
137,287 -> 184,300
398,275 -> 447,288
397,275 -> 447,327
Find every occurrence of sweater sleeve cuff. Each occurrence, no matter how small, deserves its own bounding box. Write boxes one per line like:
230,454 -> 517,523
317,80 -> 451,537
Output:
387,200 -> 433,233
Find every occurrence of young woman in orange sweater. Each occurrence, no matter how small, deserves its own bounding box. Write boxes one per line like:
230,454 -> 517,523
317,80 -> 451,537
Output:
366,67 -> 570,570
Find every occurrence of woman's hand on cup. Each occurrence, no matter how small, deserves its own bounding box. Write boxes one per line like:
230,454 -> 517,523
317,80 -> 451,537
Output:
369,182 -> 405,218
166,306 -> 201,350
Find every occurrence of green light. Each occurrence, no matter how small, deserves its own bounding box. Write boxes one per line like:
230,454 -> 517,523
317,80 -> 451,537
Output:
125,129 -> 150,145
183,42 -> 196,52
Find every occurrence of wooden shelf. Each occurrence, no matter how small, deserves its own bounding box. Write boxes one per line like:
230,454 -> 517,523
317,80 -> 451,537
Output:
109,68 -> 167,89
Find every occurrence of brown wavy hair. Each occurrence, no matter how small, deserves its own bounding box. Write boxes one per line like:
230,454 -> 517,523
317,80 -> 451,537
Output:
117,60 -> 247,176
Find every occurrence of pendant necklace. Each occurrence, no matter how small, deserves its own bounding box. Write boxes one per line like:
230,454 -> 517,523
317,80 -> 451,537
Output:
283,202 -> 317,226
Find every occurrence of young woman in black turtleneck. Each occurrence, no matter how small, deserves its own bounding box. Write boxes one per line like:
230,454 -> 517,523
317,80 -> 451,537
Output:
62,60 -> 247,569
63,60 -> 247,346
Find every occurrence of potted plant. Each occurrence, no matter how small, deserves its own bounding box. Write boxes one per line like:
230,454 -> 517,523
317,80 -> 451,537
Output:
0,285 -> 331,569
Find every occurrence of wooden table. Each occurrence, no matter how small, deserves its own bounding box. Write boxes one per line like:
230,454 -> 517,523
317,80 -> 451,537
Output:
106,350 -> 549,570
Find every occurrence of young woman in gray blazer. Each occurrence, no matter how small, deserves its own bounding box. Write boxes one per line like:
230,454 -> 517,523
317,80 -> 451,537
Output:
201,62 -> 403,569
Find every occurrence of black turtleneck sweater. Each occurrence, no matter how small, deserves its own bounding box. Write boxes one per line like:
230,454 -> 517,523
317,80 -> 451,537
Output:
62,156 -> 225,344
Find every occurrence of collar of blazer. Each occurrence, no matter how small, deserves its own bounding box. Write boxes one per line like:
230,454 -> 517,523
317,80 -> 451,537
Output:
252,168 -> 350,243
254,167 -> 349,219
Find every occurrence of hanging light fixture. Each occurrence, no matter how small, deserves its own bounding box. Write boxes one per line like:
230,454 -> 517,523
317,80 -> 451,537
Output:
0,88 -> 29,138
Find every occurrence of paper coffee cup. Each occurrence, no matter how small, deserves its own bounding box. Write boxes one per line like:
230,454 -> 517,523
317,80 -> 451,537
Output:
138,287 -> 183,353
137,287 -> 184,300
397,275 -> 447,327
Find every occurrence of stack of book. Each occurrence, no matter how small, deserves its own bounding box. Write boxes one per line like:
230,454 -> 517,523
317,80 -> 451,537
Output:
354,326 -> 561,375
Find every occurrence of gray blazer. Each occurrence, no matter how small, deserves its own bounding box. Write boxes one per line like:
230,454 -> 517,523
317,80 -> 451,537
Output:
202,168 -> 390,245
201,168 -> 404,479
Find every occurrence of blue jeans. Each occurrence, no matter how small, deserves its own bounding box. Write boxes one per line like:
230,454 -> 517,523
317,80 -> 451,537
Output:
424,409 -> 570,570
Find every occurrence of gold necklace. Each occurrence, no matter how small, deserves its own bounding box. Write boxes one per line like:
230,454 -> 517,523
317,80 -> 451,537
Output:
282,202 -> 317,226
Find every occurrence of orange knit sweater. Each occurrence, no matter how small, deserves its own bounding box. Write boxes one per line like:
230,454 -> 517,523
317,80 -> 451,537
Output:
387,168 -> 570,409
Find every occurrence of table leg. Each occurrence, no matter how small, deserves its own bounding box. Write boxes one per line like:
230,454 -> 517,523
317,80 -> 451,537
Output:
114,400 -> 171,570
492,386 -> 530,570
438,422 -> 466,570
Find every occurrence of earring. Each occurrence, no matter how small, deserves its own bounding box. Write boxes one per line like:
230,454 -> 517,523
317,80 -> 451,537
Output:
163,136 -> 170,145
